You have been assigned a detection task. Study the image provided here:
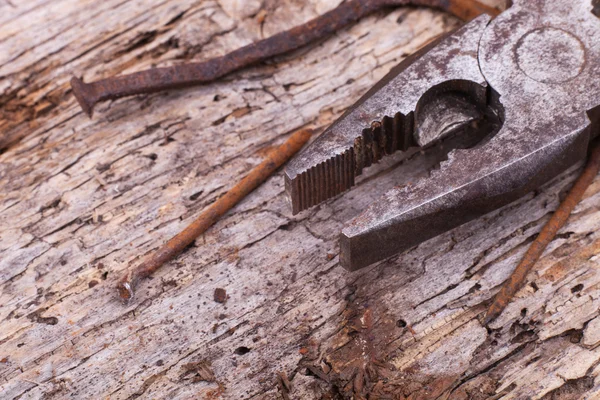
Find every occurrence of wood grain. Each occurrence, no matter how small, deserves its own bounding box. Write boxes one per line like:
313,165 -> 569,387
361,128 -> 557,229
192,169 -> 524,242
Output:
3,0 -> 600,399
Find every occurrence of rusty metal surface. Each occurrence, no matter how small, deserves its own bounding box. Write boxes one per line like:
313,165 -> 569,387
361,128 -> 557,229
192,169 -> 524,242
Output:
116,129 -> 312,302
285,0 -> 600,271
485,140 -> 600,324
70,0 -> 499,117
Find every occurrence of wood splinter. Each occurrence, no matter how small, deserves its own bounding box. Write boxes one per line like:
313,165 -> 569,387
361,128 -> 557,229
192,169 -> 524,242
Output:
485,141 -> 600,325
117,128 -> 313,302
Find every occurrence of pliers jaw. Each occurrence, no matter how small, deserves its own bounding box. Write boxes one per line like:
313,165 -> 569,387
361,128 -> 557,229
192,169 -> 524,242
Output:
285,14 -> 492,213
286,0 -> 600,271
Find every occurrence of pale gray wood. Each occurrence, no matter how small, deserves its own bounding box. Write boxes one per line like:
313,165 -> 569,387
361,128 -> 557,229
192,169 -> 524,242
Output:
2,1 -> 599,399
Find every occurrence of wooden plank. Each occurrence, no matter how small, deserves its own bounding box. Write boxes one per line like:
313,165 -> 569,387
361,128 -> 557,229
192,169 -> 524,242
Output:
2,1 -> 600,399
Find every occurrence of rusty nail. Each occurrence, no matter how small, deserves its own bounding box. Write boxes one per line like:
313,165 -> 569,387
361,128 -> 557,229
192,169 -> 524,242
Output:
71,0 -> 499,117
116,128 -> 313,302
485,141 -> 600,325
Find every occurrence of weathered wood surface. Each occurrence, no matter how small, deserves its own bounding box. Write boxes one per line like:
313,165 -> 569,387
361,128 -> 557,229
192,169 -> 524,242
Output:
2,0 -> 600,399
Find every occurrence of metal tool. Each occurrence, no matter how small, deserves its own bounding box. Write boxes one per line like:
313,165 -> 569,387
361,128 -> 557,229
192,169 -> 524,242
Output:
285,0 -> 600,271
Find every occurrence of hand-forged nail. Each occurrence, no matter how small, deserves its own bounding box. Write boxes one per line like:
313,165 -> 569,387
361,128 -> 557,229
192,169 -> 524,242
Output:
484,140 -> 600,325
116,128 -> 313,302
70,0 -> 499,117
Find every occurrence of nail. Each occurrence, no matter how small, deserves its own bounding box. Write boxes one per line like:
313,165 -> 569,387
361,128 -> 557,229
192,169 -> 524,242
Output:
71,0 -> 499,117
116,128 -> 313,302
484,141 -> 600,325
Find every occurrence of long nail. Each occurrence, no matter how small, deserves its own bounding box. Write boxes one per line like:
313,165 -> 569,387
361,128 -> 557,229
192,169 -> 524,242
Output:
116,128 -> 313,302
484,141 -> 600,325
71,0 -> 499,117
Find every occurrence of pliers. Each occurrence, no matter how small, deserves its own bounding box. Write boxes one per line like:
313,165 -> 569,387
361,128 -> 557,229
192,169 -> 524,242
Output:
285,0 -> 600,270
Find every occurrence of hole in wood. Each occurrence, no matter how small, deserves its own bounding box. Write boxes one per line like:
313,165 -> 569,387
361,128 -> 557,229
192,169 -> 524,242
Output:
571,284 -> 584,293
234,346 -> 251,355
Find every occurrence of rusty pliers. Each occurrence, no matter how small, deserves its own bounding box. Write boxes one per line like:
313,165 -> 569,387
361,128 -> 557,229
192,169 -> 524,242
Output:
285,0 -> 600,271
